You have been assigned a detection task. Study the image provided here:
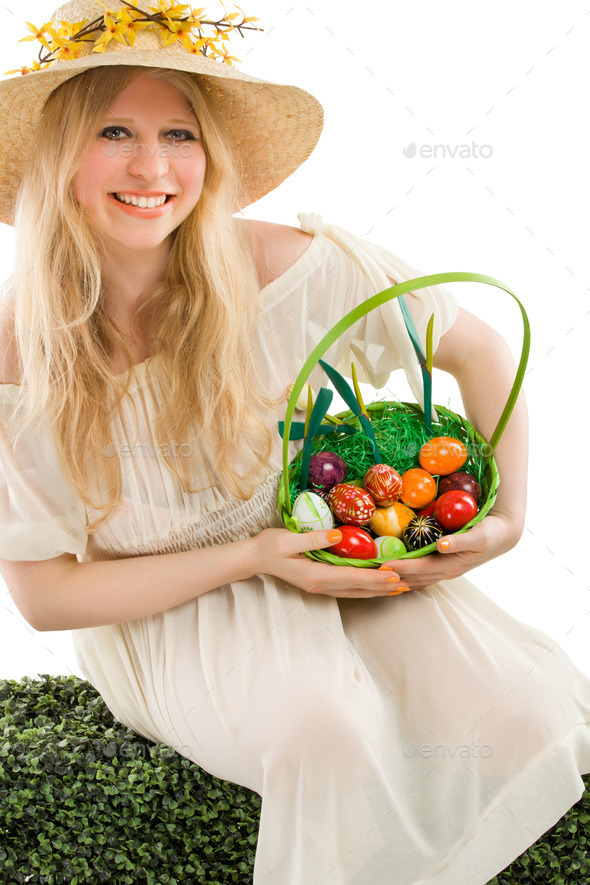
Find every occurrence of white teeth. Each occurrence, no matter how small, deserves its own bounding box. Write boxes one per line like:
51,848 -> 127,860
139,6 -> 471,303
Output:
113,193 -> 168,208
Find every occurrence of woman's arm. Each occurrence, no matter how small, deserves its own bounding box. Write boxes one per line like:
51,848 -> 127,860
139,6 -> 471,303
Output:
381,305 -> 529,590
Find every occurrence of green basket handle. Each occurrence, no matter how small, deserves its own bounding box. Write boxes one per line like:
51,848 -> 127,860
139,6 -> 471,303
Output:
281,271 -> 530,516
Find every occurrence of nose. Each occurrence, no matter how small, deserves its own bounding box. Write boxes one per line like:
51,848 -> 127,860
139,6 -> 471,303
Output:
125,139 -> 172,182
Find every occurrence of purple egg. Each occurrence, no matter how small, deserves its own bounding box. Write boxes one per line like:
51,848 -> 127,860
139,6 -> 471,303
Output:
308,451 -> 348,491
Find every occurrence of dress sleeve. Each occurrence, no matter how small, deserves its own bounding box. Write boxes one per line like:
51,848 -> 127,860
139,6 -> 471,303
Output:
297,213 -> 459,416
0,386 -> 88,561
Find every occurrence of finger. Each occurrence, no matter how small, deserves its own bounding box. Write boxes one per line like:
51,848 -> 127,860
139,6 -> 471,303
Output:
289,527 -> 343,554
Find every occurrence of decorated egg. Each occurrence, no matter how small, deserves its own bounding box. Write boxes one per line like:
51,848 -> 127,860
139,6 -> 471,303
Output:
434,490 -> 478,531
363,464 -> 403,506
292,491 -> 334,532
400,468 -> 437,509
403,515 -> 444,551
369,502 -> 415,538
437,471 -> 481,503
419,436 -> 468,476
374,535 -> 407,558
327,525 -> 378,560
308,451 -> 348,491
328,483 -> 376,526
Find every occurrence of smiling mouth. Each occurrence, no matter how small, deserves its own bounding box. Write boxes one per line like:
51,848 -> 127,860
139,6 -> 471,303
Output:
111,192 -> 174,208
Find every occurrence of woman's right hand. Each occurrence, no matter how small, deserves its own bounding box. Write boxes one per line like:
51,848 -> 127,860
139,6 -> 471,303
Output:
248,528 -> 412,599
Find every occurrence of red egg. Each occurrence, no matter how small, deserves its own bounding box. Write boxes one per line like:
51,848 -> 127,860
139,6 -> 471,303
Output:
327,525 -> 378,560
434,490 -> 478,531
328,483 -> 376,526
414,500 -> 437,519
363,464 -> 403,506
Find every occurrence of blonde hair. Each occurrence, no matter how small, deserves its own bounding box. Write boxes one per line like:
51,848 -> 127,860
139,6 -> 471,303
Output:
4,65 -> 279,535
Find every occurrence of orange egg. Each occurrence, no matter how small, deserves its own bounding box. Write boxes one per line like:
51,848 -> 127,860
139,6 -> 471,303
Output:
400,468 -> 437,509
369,502 -> 415,538
418,436 -> 468,476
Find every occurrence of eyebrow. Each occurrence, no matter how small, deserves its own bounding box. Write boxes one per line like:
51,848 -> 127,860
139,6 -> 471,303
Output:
102,117 -> 200,127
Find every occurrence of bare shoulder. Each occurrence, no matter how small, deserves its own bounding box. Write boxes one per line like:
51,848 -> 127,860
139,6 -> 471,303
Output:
236,218 -> 314,289
0,297 -> 20,385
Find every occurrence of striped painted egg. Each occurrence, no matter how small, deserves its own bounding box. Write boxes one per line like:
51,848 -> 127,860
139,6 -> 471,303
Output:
292,491 -> 334,532
363,464 -> 403,506
403,515 -> 443,551
327,483 -> 376,527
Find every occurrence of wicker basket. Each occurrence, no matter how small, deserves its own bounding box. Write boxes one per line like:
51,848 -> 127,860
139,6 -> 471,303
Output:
278,271 -> 530,566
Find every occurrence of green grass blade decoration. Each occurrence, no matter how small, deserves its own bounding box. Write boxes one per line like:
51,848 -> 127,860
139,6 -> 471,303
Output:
299,387 -> 334,491
318,358 -> 382,463
351,362 -> 370,418
397,295 -> 434,435
304,384 -> 313,436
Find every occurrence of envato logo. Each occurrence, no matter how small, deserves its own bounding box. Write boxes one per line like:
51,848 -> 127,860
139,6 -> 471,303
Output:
403,142 -> 493,159
103,442 -> 193,459
401,440 -> 494,460
403,741 -> 493,759
102,141 -> 195,159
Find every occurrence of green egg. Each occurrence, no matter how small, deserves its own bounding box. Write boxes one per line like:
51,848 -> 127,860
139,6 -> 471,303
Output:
374,535 -> 407,558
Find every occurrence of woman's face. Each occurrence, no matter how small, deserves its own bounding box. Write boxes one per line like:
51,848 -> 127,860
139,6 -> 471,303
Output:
73,74 -> 206,254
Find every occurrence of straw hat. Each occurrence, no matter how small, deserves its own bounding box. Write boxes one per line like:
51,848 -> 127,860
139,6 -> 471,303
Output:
0,0 -> 324,226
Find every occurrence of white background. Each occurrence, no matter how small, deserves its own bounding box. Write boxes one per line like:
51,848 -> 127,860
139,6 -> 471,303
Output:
0,1 -> 589,679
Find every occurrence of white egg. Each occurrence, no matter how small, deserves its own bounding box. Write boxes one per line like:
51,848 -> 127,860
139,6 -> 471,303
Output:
292,491 -> 334,532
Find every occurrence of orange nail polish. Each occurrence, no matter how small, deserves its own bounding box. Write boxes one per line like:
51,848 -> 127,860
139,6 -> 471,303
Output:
328,529 -> 342,543
439,539 -> 451,551
386,576 -> 400,582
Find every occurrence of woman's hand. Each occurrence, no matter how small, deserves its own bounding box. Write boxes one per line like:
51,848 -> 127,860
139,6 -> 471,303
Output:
379,511 -> 523,591
249,527 -> 411,599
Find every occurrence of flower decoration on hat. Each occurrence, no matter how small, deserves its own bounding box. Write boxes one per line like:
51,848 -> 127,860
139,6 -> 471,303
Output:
5,0 -> 262,75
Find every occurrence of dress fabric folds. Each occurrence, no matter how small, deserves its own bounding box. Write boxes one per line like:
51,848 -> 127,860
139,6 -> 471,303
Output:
1,213 -> 590,884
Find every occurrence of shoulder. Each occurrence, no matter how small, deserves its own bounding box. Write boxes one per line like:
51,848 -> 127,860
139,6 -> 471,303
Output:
0,298 -> 20,386
236,218 -> 314,289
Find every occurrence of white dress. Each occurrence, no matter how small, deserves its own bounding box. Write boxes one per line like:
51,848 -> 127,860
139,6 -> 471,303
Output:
1,213 -> 590,885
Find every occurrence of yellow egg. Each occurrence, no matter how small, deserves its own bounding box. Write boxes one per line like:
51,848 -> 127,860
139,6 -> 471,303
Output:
370,502 -> 415,538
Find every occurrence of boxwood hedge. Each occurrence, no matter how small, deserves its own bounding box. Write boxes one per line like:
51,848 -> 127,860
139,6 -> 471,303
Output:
1,675 -> 589,884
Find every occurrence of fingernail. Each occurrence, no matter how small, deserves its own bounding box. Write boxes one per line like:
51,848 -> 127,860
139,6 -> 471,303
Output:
439,539 -> 451,551
386,576 -> 401,582
378,565 -> 394,571
328,529 -> 342,543
388,589 -> 405,596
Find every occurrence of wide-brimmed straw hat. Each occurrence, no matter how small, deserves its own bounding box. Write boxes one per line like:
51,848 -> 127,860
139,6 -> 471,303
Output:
0,0 -> 324,226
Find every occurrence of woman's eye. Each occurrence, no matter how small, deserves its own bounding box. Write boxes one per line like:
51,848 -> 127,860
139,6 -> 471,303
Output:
100,126 -> 131,139
166,130 -> 197,141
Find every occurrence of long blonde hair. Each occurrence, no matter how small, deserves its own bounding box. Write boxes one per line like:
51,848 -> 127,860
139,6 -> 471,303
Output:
4,65 -> 278,535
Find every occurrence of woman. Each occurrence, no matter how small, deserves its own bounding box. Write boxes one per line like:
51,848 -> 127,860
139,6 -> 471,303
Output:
1,1 -> 590,882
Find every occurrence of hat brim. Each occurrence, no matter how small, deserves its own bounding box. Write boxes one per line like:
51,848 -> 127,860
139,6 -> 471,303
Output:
0,48 -> 323,225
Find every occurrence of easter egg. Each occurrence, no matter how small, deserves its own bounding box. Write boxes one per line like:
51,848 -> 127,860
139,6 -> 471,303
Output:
363,464 -> 403,506
437,471 -> 481,503
374,535 -> 407,558
308,451 -> 348,491
327,525 -> 378,560
303,486 -> 330,504
400,468 -> 437,509
328,483 -> 376,527
414,500 -> 437,519
419,436 -> 468,475
434,490 -> 478,531
403,515 -> 444,551
292,491 -> 334,532
370,502 -> 415,538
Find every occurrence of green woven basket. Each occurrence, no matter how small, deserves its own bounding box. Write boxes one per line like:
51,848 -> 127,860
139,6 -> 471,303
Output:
278,271 -> 530,566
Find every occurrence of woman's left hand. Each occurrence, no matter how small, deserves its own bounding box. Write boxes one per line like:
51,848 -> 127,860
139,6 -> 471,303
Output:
379,511 -> 523,591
